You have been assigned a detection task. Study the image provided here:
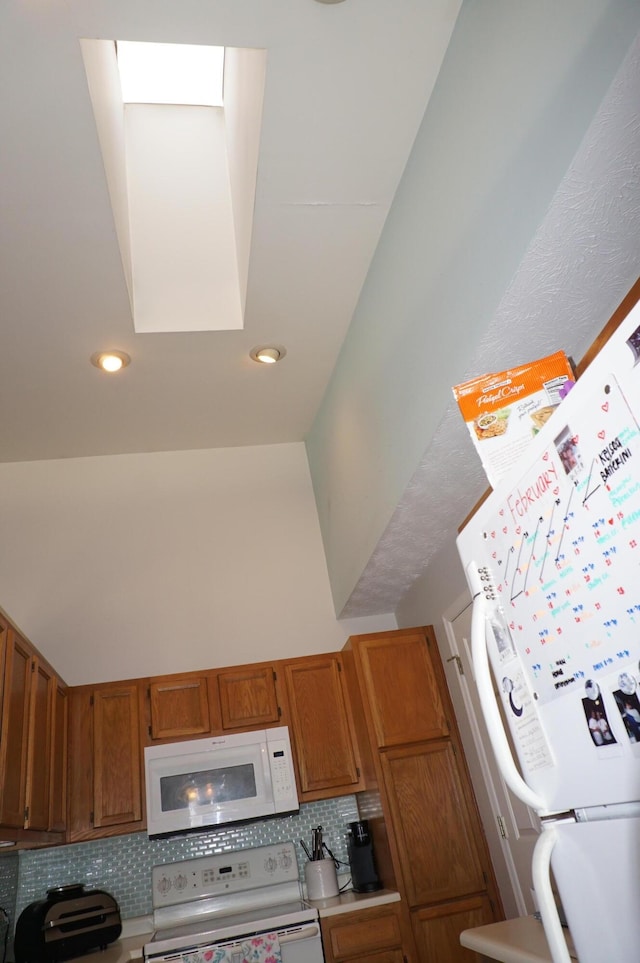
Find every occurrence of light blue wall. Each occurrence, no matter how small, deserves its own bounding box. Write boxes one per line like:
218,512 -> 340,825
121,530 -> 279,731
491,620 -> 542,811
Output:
306,0 -> 640,615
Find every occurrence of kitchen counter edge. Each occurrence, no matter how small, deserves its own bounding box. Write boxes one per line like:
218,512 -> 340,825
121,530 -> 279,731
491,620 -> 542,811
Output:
307,887 -> 401,918
460,915 -> 577,962
77,890 -> 402,961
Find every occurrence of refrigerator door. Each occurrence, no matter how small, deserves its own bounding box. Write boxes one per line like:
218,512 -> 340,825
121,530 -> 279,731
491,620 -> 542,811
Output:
457,299 -> 640,813
543,813 -> 640,963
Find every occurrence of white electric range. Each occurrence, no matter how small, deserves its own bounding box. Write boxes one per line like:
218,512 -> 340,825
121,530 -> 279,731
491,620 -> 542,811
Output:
143,841 -> 323,963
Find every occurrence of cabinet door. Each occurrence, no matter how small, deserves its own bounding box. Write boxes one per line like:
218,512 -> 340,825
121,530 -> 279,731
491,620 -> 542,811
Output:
411,895 -> 496,963
0,630 -> 33,827
380,742 -> 487,907
353,629 -> 449,747
321,903 -> 403,962
148,675 -> 212,740
48,681 -> 68,832
24,657 -> 55,830
93,684 -> 143,828
217,666 -> 280,730
284,656 -> 364,797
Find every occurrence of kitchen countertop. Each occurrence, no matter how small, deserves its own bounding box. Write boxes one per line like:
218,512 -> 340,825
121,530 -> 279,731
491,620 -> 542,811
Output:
77,888 -> 401,961
306,886 -> 401,918
459,915 -> 578,963
79,933 -> 150,963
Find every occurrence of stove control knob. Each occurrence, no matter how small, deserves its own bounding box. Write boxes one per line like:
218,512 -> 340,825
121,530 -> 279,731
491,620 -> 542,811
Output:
280,852 -> 293,870
264,856 -> 278,874
174,874 -> 188,891
157,876 -> 172,895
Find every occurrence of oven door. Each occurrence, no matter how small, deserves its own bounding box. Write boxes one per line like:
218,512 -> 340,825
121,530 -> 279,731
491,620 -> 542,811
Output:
146,921 -> 324,963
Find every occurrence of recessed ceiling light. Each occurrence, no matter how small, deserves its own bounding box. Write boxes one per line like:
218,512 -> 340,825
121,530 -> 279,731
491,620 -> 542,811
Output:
250,346 -> 287,365
90,350 -> 131,373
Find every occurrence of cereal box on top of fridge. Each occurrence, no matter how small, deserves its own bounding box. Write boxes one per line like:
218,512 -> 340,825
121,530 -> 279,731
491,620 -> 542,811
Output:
453,350 -> 575,488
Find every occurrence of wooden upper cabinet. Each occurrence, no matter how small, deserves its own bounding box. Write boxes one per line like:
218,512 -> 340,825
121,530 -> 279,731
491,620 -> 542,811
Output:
283,655 -> 364,798
148,674 -> 212,740
380,741 -> 487,908
93,684 -> 143,828
0,629 -> 33,827
350,627 -> 449,747
217,665 -> 280,731
48,680 -> 68,832
411,895 -> 496,963
0,616 -> 67,838
24,657 -> 55,830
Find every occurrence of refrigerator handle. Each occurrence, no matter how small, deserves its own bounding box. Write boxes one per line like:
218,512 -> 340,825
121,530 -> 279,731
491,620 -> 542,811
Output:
469,570 -> 545,811
532,827 -> 571,963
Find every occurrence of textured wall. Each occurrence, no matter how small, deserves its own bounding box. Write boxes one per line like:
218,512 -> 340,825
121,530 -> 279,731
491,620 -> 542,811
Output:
307,2 -> 640,619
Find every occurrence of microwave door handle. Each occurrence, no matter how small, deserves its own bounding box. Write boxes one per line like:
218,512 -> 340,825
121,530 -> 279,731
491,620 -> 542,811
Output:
468,561 -> 545,812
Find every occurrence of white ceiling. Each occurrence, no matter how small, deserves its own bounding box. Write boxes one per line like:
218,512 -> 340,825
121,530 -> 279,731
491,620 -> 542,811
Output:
0,0 -> 460,463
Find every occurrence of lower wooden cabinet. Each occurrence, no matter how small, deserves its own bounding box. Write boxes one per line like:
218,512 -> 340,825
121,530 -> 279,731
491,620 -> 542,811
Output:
320,902 -> 405,963
379,741 -> 487,907
411,895 -> 495,963
68,682 -> 145,840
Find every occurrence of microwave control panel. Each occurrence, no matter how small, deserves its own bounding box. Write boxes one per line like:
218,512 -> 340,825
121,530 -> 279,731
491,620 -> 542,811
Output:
268,739 -> 296,802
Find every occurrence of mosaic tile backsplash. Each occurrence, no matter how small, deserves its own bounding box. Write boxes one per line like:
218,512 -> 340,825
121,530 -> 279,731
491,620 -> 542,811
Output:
13,796 -> 359,929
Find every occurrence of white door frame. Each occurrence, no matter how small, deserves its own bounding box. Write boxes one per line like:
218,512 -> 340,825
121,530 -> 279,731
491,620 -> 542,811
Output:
441,589 -> 532,918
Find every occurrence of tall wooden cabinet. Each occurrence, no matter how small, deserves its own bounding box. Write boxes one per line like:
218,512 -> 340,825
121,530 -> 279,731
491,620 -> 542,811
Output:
345,627 -> 501,963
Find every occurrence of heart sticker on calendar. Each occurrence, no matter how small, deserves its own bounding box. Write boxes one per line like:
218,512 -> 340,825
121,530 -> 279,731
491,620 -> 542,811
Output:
598,430 -> 606,439
602,402 -> 609,412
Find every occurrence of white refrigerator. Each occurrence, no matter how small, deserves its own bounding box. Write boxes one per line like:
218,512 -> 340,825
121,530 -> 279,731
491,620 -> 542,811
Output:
457,298 -> 640,963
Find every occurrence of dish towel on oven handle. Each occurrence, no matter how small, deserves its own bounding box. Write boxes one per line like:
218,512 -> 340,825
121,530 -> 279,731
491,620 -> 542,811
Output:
179,932 -> 282,963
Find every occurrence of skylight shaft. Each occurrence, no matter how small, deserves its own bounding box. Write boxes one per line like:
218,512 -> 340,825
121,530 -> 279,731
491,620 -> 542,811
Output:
117,41 -> 224,106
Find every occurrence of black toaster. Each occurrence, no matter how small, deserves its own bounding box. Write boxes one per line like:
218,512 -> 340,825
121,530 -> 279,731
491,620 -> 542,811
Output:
14,883 -> 122,963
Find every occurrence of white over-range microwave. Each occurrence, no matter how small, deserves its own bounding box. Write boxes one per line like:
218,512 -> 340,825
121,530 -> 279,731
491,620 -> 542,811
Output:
144,726 -> 299,838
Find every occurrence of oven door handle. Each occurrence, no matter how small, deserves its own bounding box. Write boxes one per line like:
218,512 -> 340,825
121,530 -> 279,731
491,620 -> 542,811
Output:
279,923 -> 321,943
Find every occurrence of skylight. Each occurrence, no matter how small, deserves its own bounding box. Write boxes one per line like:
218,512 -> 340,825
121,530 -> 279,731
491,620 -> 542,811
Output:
117,41 -> 224,106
